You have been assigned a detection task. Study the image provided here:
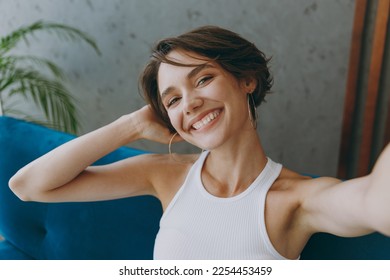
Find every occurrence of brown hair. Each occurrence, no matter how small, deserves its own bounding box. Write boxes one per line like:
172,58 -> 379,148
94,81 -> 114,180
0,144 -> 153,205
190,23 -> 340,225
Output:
139,25 -> 273,132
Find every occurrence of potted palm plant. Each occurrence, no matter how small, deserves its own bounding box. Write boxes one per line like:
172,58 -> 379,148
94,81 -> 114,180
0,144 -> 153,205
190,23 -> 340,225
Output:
0,20 -> 100,134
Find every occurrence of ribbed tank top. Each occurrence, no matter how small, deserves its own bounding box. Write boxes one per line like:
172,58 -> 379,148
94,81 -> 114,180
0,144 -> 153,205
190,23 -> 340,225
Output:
153,151 -> 286,260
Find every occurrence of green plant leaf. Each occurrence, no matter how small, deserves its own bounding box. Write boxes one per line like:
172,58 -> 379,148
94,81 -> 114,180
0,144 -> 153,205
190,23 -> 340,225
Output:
2,55 -> 66,79
0,20 -> 101,56
3,67 -> 79,133
0,20 -> 100,133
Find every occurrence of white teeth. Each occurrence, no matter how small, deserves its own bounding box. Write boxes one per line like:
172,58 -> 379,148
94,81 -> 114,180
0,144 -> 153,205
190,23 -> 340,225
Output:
192,110 -> 220,130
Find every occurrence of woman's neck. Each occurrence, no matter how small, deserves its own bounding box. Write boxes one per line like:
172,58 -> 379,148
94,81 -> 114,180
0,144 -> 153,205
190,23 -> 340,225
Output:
201,131 -> 267,198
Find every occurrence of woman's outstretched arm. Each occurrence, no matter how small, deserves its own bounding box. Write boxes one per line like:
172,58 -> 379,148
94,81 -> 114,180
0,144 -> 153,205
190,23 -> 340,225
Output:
298,143 -> 390,238
364,143 -> 390,235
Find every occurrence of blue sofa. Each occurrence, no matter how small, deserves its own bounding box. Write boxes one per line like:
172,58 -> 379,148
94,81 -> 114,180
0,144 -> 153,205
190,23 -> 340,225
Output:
0,116 -> 389,260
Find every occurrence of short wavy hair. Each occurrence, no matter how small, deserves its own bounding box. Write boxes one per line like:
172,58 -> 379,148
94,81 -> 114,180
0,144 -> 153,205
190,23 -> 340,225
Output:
139,25 -> 273,133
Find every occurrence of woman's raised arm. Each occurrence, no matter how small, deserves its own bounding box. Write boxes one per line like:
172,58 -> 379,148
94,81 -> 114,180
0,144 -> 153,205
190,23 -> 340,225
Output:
8,106 -> 175,202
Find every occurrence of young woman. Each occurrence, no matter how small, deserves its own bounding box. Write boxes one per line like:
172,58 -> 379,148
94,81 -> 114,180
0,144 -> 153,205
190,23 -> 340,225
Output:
9,26 -> 390,260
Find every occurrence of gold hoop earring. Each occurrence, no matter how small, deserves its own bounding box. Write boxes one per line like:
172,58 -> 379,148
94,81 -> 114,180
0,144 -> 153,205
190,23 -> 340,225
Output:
168,132 -> 204,163
247,93 -> 258,129
168,132 -> 178,157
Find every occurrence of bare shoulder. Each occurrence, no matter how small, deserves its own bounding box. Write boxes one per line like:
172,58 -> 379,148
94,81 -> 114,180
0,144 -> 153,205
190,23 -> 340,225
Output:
267,167 -> 342,232
265,168 -> 342,258
132,153 -> 197,184
266,168 -> 308,216
271,167 -> 341,194
267,166 -> 344,232
137,153 -> 199,210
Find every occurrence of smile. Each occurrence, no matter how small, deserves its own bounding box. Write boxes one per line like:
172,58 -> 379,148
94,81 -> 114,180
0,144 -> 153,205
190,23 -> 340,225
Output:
192,110 -> 221,130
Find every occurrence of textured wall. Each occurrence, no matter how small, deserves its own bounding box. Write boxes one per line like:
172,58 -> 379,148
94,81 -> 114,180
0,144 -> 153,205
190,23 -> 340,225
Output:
0,0 -> 355,176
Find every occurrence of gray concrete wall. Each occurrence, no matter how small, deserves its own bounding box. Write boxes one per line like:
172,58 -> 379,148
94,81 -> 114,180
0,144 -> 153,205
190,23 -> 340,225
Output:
0,0 -> 355,176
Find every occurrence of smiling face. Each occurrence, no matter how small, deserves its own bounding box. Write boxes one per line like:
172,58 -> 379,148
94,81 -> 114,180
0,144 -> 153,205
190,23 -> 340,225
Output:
157,49 -> 256,150
140,26 -> 273,139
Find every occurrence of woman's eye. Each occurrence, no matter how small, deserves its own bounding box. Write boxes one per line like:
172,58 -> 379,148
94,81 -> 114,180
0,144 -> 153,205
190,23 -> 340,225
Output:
197,76 -> 212,86
167,97 -> 180,108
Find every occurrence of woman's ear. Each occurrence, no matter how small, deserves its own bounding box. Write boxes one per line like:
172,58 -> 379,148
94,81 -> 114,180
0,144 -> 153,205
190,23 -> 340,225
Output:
240,77 -> 257,94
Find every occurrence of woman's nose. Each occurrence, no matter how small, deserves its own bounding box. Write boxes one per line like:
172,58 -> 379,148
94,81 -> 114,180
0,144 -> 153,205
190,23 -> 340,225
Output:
183,95 -> 203,115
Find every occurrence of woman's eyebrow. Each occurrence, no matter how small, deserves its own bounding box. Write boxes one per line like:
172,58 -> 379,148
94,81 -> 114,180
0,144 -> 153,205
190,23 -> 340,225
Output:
160,86 -> 174,100
160,63 -> 215,99
186,63 -> 215,80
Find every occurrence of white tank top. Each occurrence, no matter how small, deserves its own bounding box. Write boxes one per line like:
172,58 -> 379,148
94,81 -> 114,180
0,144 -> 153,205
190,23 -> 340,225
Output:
153,151 -> 286,260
